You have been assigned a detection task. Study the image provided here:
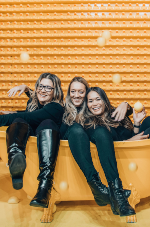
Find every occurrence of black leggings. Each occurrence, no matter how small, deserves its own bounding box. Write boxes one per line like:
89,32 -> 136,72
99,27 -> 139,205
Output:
63,117 -> 150,183
63,123 -> 119,182
139,116 -> 150,136
12,118 -> 60,136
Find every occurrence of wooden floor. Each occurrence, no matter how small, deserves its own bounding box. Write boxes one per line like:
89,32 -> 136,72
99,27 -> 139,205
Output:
0,160 -> 150,227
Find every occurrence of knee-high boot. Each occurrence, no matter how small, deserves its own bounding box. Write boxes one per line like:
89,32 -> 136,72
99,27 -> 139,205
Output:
6,122 -> 30,190
30,129 -> 60,208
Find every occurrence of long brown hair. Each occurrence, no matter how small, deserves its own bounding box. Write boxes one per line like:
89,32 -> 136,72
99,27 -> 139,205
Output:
63,77 -> 89,126
84,87 -> 133,131
27,73 -> 64,112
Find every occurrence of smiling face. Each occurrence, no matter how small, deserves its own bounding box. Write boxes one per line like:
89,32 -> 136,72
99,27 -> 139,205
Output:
36,78 -> 54,105
87,91 -> 105,116
70,81 -> 86,107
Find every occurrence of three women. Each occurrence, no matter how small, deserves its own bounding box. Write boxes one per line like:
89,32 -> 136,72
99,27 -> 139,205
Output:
5,75 -> 146,217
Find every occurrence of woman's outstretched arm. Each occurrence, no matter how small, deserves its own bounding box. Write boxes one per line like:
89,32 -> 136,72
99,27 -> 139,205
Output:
0,102 -> 64,129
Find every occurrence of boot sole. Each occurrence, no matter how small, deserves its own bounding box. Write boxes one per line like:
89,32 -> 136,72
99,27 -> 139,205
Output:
95,197 -> 109,207
120,211 -> 136,217
30,200 -> 48,208
9,153 -> 26,190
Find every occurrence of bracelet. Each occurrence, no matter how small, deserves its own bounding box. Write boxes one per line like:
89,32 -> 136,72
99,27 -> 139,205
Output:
133,124 -> 140,128
125,102 -> 130,110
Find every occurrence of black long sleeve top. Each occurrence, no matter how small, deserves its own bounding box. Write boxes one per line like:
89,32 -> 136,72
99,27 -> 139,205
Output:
60,105 -> 133,140
0,102 -> 64,129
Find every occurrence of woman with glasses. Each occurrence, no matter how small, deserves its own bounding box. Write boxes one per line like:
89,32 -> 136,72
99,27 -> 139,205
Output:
0,72 -> 64,208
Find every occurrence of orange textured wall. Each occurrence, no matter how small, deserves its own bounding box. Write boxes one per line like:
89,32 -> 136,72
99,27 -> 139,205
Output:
0,1 -> 150,120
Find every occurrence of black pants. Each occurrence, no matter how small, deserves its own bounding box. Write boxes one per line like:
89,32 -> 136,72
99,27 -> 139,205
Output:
62,123 -> 119,182
139,116 -> 150,136
63,117 -> 150,183
12,118 -> 60,136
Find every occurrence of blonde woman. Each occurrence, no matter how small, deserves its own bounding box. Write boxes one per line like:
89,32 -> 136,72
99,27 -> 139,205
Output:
0,72 -> 64,208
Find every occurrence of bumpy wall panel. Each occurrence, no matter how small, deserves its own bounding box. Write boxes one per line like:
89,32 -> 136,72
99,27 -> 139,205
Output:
0,1 -> 150,120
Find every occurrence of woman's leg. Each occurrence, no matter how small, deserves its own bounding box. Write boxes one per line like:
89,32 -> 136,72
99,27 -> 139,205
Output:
139,116 -> 150,133
67,123 -> 110,206
67,123 -> 97,182
30,119 -> 60,208
86,126 -> 119,182
6,118 -> 31,190
86,126 -> 135,216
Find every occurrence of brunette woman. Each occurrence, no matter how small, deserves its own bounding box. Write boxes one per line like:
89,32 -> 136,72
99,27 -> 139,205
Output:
82,87 -> 149,216
0,72 -> 64,208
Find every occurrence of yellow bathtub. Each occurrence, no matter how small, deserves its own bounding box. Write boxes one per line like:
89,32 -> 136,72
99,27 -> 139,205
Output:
0,126 -> 149,223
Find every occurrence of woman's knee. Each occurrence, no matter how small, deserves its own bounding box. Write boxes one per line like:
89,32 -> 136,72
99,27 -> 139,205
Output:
12,118 -> 28,124
69,123 -> 86,137
142,117 -> 150,126
93,126 -> 112,141
36,119 -> 59,135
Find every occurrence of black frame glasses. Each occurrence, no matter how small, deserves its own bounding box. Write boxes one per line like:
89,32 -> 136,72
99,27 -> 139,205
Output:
38,84 -> 54,92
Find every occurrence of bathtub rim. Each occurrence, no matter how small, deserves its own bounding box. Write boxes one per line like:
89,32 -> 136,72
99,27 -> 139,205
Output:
0,130 -> 149,149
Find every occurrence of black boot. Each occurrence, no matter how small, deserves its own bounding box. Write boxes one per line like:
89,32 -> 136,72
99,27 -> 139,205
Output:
88,173 -> 131,208
6,122 -> 30,190
30,129 -> 60,208
108,178 -> 136,216
88,173 -> 110,206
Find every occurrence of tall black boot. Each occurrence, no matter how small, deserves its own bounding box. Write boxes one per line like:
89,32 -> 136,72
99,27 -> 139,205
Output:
6,122 -> 30,190
30,129 -> 60,208
108,178 -> 136,216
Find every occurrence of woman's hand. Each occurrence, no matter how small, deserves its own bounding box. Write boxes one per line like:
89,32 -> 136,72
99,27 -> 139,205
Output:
133,107 -> 146,124
111,102 -> 128,121
127,131 -> 149,141
7,85 -> 29,97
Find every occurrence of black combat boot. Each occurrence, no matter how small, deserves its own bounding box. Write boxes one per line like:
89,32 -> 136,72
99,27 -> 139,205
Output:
88,173 -> 131,208
108,178 -> 136,216
88,173 -> 110,206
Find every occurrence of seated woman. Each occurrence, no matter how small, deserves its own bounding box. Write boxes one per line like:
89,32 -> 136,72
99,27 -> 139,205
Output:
83,87 -> 149,216
0,72 -> 64,209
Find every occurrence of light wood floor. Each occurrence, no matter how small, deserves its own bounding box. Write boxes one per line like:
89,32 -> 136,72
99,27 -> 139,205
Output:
0,160 -> 150,227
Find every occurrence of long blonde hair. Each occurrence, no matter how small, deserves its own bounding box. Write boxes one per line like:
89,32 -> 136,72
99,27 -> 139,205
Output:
27,73 -> 64,112
83,87 -> 133,131
63,77 -> 89,126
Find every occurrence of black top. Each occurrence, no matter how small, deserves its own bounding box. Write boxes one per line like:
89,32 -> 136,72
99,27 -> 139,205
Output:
60,106 -> 82,139
110,126 -> 134,141
24,90 -> 133,140
0,102 -> 64,129
60,105 -> 133,140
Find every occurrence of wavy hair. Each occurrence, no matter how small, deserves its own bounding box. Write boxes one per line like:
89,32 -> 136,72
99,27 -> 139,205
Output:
63,77 -> 89,126
27,72 -> 64,112
83,87 -> 133,131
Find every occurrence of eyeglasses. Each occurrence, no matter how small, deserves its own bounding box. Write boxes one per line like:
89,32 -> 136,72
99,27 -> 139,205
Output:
38,84 -> 54,92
